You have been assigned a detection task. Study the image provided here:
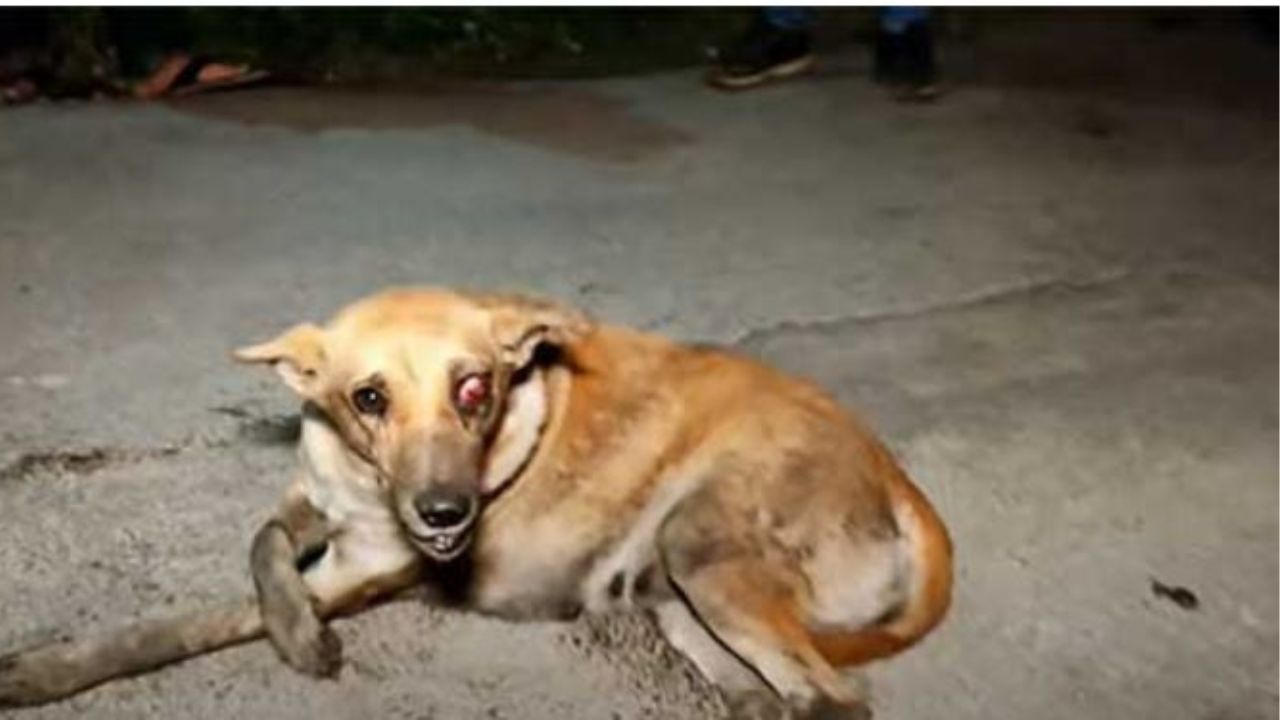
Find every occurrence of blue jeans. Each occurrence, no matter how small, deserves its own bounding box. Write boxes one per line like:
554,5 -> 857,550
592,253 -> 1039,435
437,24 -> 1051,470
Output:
763,7 -> 932,34
763,7 -> 815,32
881,7 -> 930,34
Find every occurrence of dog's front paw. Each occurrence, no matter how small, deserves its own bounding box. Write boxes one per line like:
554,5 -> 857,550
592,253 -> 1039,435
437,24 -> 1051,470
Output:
0,652 -> 36,708
0,650 -> 63,708
267,614 -> 343,679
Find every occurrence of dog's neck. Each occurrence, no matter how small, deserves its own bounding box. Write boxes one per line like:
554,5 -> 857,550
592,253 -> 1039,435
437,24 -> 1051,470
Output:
481,366 -> 550,496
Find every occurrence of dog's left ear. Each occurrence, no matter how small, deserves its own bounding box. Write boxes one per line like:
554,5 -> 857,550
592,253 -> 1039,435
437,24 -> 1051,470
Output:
232,322 -> 328,397
478,293 -> 593,369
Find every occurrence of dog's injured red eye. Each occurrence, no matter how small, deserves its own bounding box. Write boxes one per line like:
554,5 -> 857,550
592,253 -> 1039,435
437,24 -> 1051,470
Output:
456,374 -> 490,411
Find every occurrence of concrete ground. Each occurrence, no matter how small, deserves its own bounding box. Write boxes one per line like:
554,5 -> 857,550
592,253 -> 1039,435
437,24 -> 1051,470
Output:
0,12 -> 1275,720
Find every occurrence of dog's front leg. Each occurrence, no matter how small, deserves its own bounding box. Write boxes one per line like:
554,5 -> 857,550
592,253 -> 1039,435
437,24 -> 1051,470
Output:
250,485 -> 343,678
251,483 -> 423,679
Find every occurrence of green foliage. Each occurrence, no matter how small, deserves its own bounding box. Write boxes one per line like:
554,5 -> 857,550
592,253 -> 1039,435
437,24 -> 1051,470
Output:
161,8 -> 747,80
5,8 -> 748,88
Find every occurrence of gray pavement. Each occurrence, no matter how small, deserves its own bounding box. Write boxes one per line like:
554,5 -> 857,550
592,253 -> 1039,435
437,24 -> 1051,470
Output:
0,15 -> 1276,720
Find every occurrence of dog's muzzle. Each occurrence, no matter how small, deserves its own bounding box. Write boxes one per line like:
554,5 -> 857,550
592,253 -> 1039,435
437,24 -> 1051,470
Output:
405,489 -> 478,562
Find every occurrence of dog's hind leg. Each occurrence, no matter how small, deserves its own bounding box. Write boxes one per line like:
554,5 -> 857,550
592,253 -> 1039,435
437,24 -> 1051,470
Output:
659,499 -> 870,720
654,600 -> 762,692
654,600 -> 791,720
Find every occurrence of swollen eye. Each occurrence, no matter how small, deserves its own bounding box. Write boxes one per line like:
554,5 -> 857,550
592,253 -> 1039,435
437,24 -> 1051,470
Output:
456,374 -> 490,411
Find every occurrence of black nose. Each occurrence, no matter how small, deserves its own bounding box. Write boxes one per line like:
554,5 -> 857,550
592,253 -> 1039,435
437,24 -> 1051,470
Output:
414,491 -> 475,529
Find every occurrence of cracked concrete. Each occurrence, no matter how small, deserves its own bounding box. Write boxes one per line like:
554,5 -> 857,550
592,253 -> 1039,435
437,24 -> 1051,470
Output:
0,12 -> 1276,720
0,445 -> 182,484
0,407 -> 304,485
731,267 -> 1132,348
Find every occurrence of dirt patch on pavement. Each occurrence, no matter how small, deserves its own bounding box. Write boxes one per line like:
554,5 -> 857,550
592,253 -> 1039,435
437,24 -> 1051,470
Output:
0,445 -> 183,483
170,84 -> 693,163
209,405 -> 301,446
559,612 -> 726,718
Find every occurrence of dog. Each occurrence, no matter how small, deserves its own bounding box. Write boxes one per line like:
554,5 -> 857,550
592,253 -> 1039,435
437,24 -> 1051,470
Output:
0,288 -> 952,718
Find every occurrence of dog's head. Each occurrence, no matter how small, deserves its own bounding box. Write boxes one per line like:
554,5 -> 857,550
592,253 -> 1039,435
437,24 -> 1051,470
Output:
234,288 -> 591,561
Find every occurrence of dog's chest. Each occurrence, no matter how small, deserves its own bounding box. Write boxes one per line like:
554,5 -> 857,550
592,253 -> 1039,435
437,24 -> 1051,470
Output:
466,515 -> 603,619
468,468 -> 701,619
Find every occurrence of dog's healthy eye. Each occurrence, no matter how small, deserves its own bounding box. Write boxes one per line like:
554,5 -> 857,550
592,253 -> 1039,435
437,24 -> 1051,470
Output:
352,386 -> 388,416
455,373 -> 491,412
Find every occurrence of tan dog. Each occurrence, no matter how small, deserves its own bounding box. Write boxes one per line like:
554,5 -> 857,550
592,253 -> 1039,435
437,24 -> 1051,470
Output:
0,288 -> 952,718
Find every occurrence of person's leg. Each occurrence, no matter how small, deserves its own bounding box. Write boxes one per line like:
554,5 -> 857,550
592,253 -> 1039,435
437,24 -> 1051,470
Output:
875,7 -> 940,101
0,12 -> 50,104
762,7 -> 815,33
708,8 -> 816,90
104,8 -> 191,79
110,9 -> 266,100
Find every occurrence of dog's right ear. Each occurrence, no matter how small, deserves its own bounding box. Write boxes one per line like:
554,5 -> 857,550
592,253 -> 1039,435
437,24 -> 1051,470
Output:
232,323 -> 328,397
477,293 -> 593,370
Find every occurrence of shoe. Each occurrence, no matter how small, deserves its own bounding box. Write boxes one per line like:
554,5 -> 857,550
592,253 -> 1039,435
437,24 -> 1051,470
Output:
893,82 -> 942,103
708,21 -> 815,90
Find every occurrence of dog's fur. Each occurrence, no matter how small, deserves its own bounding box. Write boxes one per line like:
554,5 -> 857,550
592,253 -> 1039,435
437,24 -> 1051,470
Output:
0,288 -> 952,718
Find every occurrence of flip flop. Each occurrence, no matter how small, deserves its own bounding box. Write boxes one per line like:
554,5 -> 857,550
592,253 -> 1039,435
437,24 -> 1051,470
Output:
168,56 -> 270,97
135,55 -> 270,100
1,78 -> 39,106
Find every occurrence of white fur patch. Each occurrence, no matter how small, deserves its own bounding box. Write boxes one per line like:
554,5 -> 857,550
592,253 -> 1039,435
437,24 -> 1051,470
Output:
297,413 -> 389,526
580,459 -> 709,612
805,538 -> 907,630
296,413 -> 416,578
482,369 -> 548,496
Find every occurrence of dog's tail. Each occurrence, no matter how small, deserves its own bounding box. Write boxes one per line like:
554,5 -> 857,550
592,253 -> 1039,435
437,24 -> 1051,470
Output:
811,463 -> 954,667
0,598 -> 263,708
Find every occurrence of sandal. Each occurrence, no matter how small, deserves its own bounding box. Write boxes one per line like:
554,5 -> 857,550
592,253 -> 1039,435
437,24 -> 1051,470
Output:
135,54 -> 269,100
1,78 -> 39,106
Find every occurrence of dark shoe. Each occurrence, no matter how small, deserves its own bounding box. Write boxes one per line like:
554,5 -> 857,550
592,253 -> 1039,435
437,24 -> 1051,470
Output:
893,82 -> 942,103
708,21 -> 815,90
